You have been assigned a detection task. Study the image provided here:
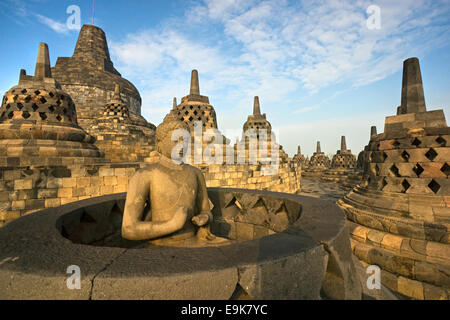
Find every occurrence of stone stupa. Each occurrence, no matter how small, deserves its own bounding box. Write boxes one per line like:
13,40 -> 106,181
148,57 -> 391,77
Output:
303,141 -> 331,177
356,126 -> 377,177
236,96 -> 289,164
51,24 -> 155,159
322,136 -> 357,184
338,57 -> 450,300
170,70 -> 229,164
0,43 -> 104,167
89,83 -> 155,162
293,145 -> 307,167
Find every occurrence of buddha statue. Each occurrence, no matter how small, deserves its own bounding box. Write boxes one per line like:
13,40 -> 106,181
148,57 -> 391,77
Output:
121,112 -> 228,247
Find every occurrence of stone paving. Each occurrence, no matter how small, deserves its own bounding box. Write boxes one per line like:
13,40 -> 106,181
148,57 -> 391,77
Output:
298,177 -> 348,202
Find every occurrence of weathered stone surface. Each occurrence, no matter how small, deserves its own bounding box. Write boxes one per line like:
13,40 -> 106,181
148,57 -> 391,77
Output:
0,189 -> 359,300
339,57 -> 450,300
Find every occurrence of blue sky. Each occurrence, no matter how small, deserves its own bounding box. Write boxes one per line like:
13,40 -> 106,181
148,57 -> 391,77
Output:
1,0 -> 450,157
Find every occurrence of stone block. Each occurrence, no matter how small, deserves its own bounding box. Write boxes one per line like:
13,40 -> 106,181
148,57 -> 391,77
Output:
45,198 -> 61,208
14,179 -> 33,190
397,276 -> 424,300
57,188 -> 72,198
99,167 -> 114,177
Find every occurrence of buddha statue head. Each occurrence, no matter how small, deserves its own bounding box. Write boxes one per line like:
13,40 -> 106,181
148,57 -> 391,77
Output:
156,111 -> 190,162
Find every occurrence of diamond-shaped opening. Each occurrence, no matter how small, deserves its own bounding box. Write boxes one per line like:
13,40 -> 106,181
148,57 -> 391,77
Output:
440,163 -> 450,176
21,89 -> 27,94
188,116 -> 193,122
60,95 -> 65,101
189,105 -> 193,110
390,164 -> 401,177
193,110 -> 198,115
32,103 -> 39,112
375,164 -> 380,176
56,100 -> 61,106
7,111 -> 14,119
425,148 -> 438,161
401,150 -> 410,162
39,112 -> 47,120
5,104 -> 11,110
412,137 -> 421,147
184,110 -> 189,115
428,179 -> 440,194
34,90 -> 40,95
48,91 -> 54,98
39,97 -> 46,104
16,103 -> 23,110
401,179 -> 411,193
22,111 -> 31,119
412,163 -> 424,177
381,178 -> 388,190
56,115 -> 62,121
393,140 -> 401,148
225,197 -> 243,210
48,105 -> 55,112
436,136 -> 446,147
24,95 -> 31,103
382,152 -> 388,162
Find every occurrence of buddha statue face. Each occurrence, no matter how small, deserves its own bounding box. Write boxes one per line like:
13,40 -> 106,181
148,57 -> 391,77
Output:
156,113 -> 190,162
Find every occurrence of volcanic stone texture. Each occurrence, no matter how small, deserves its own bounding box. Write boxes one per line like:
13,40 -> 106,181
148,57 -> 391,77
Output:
51,24 -> 155,138
0,190 -> 361,300
338,58 -> 450,300
303,142 -> 331,178
322,137 -> 358,185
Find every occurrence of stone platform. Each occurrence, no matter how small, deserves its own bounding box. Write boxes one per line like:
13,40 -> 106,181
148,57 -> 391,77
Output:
0,189 -> 361,300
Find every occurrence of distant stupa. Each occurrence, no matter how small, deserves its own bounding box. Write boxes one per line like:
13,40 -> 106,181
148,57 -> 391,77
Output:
52,24 -> 154,132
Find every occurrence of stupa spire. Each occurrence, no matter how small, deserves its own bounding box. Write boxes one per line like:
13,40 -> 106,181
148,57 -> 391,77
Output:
400,57 -> 426,114
341,136 -> 347,151
316,141 -> 321,153
253,96 -> 261,115
370,126 -> 377,137
34,43 -> 52,79
190,70 -> 200,95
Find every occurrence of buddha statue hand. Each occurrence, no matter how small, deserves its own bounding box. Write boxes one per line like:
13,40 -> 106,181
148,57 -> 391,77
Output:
191,212 -> 212,227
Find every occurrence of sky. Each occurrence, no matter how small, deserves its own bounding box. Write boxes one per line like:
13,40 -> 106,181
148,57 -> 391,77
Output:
1,0 -> 450,157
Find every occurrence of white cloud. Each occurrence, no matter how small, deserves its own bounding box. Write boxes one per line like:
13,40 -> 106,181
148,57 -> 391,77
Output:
35,14 -> 71,34
109,0 -> 450,154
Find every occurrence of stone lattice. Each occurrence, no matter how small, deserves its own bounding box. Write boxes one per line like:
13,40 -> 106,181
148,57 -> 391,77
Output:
173,70 -> 218,130
293,145 -> 307,167
235,96 -> 288,164
338,57 -> 450,300
0,43 -> 104,167
322,136 -> 358,184
303,141 -> 331,177
89,84 -> 155,162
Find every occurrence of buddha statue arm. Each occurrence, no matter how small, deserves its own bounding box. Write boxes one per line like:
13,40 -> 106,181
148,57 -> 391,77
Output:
122,171 -> 187,241
191,169 -> 213,227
